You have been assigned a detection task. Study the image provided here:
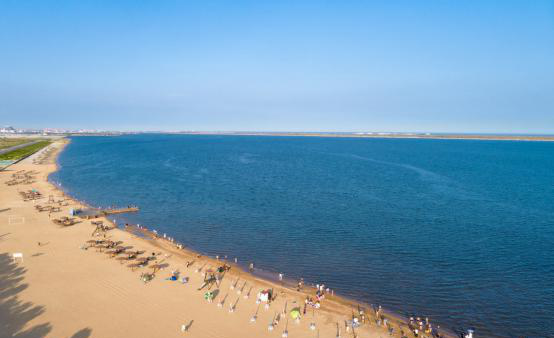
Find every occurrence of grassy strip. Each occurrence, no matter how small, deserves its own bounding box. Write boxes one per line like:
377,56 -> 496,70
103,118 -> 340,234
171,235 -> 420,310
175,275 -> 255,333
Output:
0,138 -> 30,150
0,140 -> 51,161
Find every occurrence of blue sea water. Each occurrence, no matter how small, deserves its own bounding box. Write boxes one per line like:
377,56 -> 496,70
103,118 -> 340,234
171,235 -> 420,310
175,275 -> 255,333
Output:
50,134 -> 554,338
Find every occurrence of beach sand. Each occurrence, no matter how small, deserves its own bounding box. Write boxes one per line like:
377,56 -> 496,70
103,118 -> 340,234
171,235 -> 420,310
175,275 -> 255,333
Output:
0,139 -> 446,338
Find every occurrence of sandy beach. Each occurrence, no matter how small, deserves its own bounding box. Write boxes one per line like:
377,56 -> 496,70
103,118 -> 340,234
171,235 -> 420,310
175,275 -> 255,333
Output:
1,139 -> 451,338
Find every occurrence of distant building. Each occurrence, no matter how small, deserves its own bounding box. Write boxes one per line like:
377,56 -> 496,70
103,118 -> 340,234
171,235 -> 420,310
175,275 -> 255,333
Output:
0,126 -> 16,134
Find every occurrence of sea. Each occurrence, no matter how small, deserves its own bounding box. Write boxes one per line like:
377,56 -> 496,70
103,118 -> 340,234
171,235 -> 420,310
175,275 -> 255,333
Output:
49,134 -> 554,338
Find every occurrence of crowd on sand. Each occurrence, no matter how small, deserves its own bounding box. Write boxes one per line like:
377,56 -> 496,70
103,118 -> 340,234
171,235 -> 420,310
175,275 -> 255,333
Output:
14,175 -> 477,338
107,220 -> 476,338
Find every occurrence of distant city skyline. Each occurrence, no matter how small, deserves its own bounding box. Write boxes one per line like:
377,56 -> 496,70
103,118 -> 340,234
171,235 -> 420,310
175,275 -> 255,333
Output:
1,1 -> 553,133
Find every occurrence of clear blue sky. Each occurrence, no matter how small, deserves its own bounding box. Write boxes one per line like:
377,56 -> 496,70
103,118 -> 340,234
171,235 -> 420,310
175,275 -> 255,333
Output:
1,1 -> 553,133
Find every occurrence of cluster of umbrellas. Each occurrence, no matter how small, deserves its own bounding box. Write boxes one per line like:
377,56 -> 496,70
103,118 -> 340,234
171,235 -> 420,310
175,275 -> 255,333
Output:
6,170 -> 36,185
86,238 -> 167,278
52,216 -> 79,226
19,189 -> 42,201
35,204 -> 61,213
33,146 -> 57,165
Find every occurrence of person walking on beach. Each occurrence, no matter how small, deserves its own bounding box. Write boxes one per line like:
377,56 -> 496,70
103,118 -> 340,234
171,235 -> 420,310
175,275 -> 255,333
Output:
297,278 -> 303,291
249,262 -> 254,272
278,273 -> 283,285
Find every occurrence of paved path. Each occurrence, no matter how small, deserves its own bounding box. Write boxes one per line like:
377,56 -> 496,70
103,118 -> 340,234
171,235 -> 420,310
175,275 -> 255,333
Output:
0,140 -> 41,156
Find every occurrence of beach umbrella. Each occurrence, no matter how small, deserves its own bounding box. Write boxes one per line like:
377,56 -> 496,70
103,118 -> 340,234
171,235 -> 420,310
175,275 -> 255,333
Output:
290,308 -> 301,319
151,263 -> 164,271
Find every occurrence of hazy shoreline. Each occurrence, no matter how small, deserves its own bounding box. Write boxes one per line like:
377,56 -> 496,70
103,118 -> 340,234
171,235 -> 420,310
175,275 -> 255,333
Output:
6,132 -> 554,142
176,131 -> 554,142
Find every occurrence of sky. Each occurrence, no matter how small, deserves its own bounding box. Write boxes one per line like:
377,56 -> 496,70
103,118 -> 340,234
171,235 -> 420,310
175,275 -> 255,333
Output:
0,1 -> 553,133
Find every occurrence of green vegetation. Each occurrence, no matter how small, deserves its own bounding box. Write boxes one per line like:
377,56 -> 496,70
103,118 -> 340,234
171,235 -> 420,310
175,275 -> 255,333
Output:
0,138 -> 30,150
0,140 -> 51,161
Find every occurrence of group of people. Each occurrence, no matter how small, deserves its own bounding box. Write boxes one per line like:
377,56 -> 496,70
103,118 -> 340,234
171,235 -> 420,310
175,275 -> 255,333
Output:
96,217 -> 472,338
197,264 -> 231,291
301,282 -> 329,313
114,222 -> 469,338
408,315 -> 443,338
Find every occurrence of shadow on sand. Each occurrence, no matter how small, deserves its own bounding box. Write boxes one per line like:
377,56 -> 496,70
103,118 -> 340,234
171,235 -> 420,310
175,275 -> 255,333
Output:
0,253 -> 92,338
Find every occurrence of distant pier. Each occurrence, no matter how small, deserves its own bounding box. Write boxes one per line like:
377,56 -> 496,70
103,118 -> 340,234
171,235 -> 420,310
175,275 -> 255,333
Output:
76,206 -> 139,219
102,207 -> 139,216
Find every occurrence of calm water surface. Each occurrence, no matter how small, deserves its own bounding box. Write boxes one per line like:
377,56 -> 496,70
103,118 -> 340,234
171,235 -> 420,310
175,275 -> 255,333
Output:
50,135 -> 554,338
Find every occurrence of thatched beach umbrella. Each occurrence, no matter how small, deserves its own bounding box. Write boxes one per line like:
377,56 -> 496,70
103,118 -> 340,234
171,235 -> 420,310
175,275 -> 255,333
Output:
150,263 -> 163,273
93,244 -> 107,252
135,258 -> 148,268
117,256 -> 134,264
127,262 -> 140,270
86,239 -> 101,248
